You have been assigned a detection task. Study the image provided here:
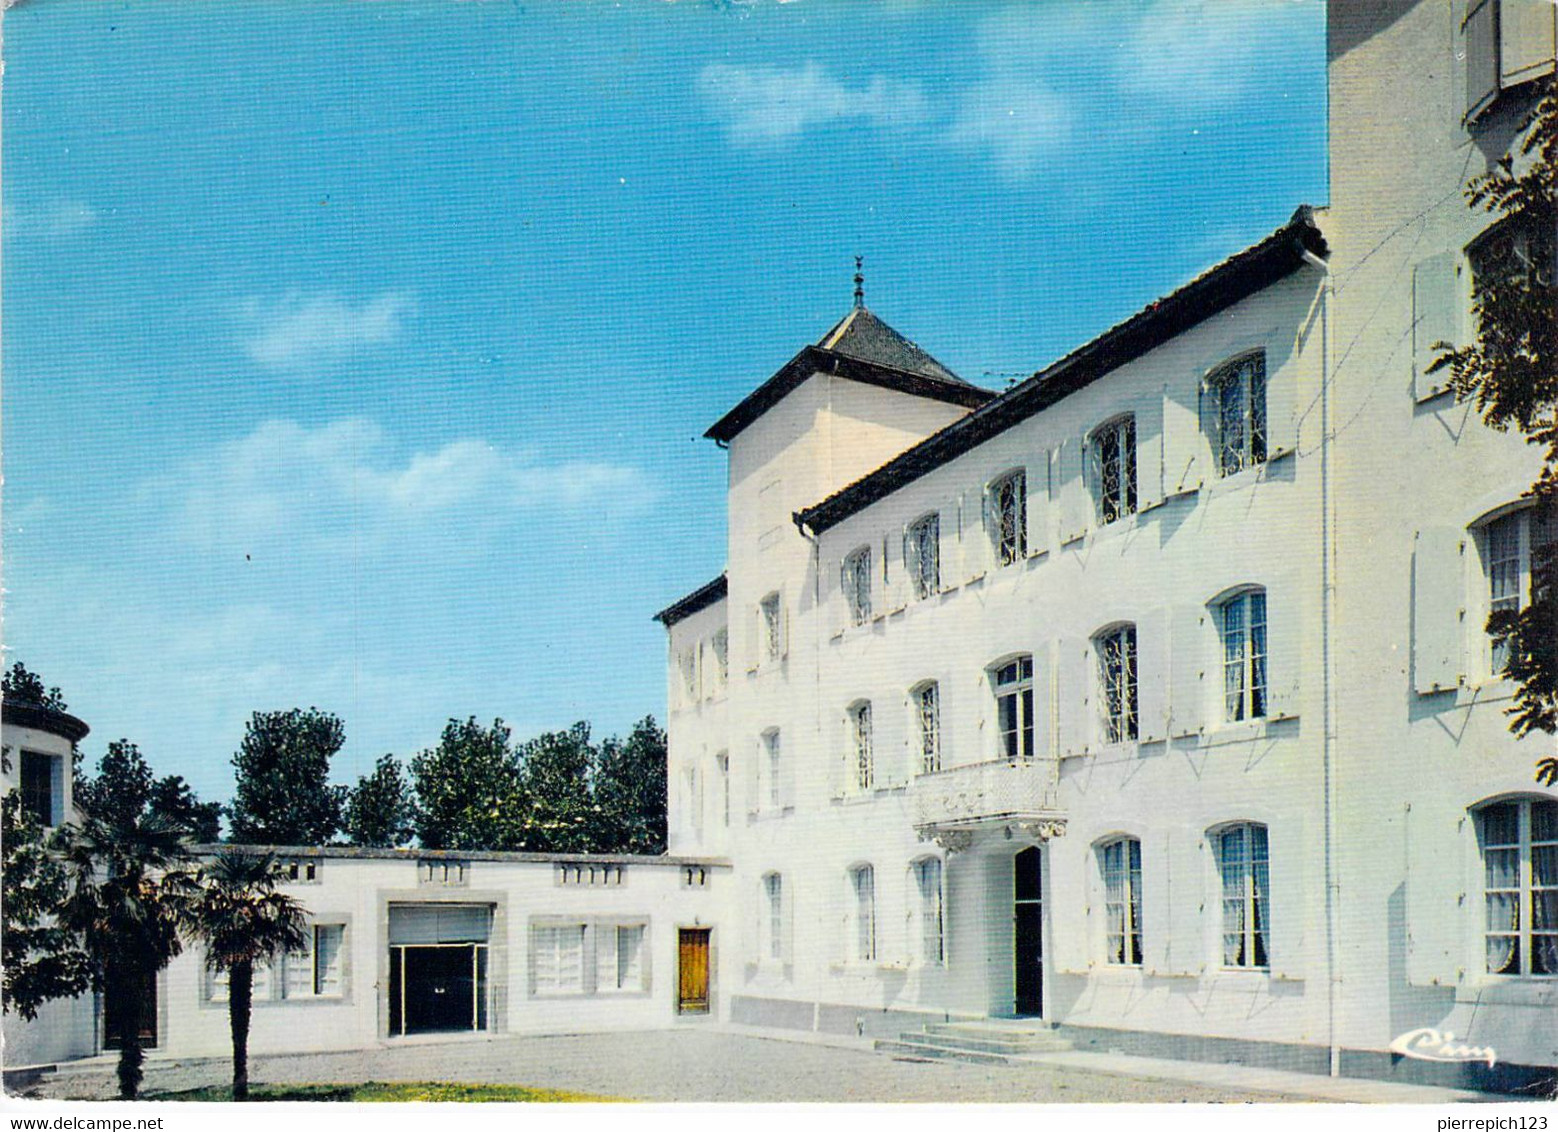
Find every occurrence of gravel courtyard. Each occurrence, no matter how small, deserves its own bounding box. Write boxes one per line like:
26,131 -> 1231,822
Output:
25,1029 -> 1314,1104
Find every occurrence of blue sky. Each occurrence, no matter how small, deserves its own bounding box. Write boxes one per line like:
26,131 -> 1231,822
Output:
2,0 -> 1328,807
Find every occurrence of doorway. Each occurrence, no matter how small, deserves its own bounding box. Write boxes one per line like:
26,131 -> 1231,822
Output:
386,903 -> 492,1037
677,928 -> 711,1014
1014,846 -> 1043,1017
103,971 -> 157,1050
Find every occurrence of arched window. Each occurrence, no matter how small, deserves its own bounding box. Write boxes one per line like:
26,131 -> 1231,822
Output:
761,729 -> 782,810
910,857 -> 944,964
905,513 -> 941,600
762,872 -> 785,961
911,681 -> 941,775
1477,797 -> 1558,977
1095,624 -> 1138,744
1090,416 -> 1137,524
1476,505 -> 1554,677
842,546 -> 873,626
1206,352 -> 1267,476
1216,588 -> 1268,722
1098,837 -> 1143,966
848,864 -> 876,962
848,701 -> 874,791
991,656 -> 1034,761
1213,822 -> 1270,969
987,470 -> 1027,566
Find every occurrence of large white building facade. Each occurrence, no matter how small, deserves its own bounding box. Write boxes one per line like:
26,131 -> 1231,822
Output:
656,0 -> 1557,1093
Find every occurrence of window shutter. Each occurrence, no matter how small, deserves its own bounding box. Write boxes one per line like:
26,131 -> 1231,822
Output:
1136,398 -> 1165,511
1499,0 -> 1556,87
784,880 -> 796,965
1406,806 -> 1465,986
1055,636 -> 1089,756
1138,831 -> 1173,976
1169,385 -> 1206,495
1412,527 -> 1467,695
1413,253 -> 1461,402
1047,837 -> 1090,973
780,600 -> 790,659
1029,645 -> 1054,760
1465,0 -> 1499,120
781,738 -> 796,807
1056,438 -> 1089,545
1136,608 -> 1171,743
1267,821 -> 1308,982
1027,453 -> 1051,556
1263,356 -> 1302,459
1265,583 -> 1304,721
1168,604 -> 1207,738
747,745 -> 761,814
1165,830 -> 1208,976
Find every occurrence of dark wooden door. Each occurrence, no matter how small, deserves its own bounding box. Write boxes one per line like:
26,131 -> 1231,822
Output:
678,928 -> 710,1014
1014,847 -> 1043,1017
104,971 -> 157,1049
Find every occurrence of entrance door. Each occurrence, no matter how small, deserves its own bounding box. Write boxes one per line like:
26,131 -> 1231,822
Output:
104,971 -> 157,1049
677,928 -> 711,1014
390,944 -> 487,1035
1014,847 -> 1043,1017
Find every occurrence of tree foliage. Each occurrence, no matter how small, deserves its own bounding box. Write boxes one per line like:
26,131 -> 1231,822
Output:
1431,78 -> 1558,739
228,708 -> 348,845
592,716 -> 668,855
514,722 -> 599,853
345,754 -> 415,848
1,793 -> 91,1022
77,739 -> 223,843
2,661 -> 70,713
410,718 -> 524,850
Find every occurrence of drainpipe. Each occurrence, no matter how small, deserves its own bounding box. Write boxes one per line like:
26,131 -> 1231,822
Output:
1302,245 -> 1341,1079
793,510 -> 826,1030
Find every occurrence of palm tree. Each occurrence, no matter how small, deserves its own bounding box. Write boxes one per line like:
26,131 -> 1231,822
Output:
182,852 -> 306,1100
56,812 -> 193,1100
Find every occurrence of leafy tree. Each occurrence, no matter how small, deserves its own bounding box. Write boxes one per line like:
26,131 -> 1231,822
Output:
1,792 -> 91,1021
1431,78 -> 1558,741
149,776 -> 224,844
2,661 -> 70,713
228,708 -> 348,845
345,754 -> 415,847
515,722 -> 600,853
78,740 -> 222,843
592,716 -> 668,855
56,813 -> 193,1099
410,718 -> 524,850
182,852 -> 307,1101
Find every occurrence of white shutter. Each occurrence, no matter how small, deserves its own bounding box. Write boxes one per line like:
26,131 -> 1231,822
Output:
747,743 -> 761,814
1055,636 -> 1090,756
1168,604 -> 1208,738
1139,831 -> 1174,976
1164,829 -> 1208,977
1056,437 -> 1089,545
1168,385 -> 1205,495
1267,820 -> 1308,982
1028,451 -> 1052,556
1500,0 -> 1557,86
1406,805 -> 1466,986
1136,399 -> 1165,511
1030,645 -> 1054,760
1465,0 -> 1499,120
1412,527 -> 1467,695
1136,608 -> 1171,743
1413,252 -> 1461,402
1047,838 -> 1091,974
1264,355 -> 1302,459
1265,582 -> 1304,721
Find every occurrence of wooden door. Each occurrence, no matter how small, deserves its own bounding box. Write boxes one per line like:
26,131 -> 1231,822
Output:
677,928 -> 711,1014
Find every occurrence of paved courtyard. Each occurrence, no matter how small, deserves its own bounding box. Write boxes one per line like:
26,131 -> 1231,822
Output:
19,1029 -> 1343,1104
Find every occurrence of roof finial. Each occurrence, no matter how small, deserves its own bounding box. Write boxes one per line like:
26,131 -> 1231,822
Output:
853,255 -> 864,309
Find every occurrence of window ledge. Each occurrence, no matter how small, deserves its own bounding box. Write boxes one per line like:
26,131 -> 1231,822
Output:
1456,979 -> 1558,1007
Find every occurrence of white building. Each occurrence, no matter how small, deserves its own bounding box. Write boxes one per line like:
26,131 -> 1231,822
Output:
656,0 -> 1557,1093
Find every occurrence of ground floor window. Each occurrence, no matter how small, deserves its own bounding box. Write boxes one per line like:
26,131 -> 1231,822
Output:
1215,823 -> 1269,969
1479,797 -> 1558,977
1100,837 -> 1142,966
912,858 -> 944,964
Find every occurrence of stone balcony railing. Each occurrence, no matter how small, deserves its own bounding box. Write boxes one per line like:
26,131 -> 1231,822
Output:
909,758 -> 1067,850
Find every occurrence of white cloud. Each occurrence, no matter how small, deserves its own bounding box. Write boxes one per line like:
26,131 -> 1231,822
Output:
698,62 -> 928,145
1113,0 -> 1305,110
147,418 -> 657,554
944,77 -> 1070,179
240,290 -> 414,374
4,199 -> 99,239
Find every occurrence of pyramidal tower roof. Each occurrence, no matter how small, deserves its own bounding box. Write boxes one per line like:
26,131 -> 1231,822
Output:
815,305 -> 967,386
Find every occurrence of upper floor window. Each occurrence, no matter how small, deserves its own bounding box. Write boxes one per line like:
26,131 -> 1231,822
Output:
1463,0 -> 1557,124
1096,624 -> 1139,744
1207,353 -> 1268,475
679,648 -> 699,704
913,681 -> 941,775
762,729 -> 782,810
1215,822 -> 1270,970
716,752 -> 730,828
1478,797 -> 1557,977
992,656 -> 1035,761
763,872 -> 785,961
849,864 -> 877,963
759,593 -> 783,661
988,470 -> 1027,566
1099,837 -> 1143,967
912,857 -> 945,964
1219,589 -> 1268,723
848,701 -> 874,791
712,630 -> 729,690
905,514 -> 941,600
1091,416 -> 1137,525
18,751 -> 59,827
842,547 -> 873,626
1481,506 -> 1554,676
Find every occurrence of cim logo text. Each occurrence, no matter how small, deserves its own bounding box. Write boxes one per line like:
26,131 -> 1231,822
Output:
1389,1028 -> 1497,1068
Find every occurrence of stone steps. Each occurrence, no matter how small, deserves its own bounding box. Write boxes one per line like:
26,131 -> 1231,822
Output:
875,1020 -> 1073,1065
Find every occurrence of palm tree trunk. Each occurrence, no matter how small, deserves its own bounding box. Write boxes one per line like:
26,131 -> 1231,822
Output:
106,977 -> 144,1100
228,961 -> 253,1101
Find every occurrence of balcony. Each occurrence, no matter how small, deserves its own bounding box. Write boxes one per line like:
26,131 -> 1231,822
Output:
909,758 -> 1067,850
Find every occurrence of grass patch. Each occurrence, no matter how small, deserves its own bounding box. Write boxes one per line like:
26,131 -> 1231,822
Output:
148,1081 -> 616,1103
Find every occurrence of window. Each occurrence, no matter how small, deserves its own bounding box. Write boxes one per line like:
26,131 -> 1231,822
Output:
1479,798 -> 1557,977
912,858 -> 944,964
712,630 -> 729,689
760,593 -> 783,661
716,752 -> 730,828
988,471 -> 1026,566
679,648 -> 699,704
842,547 -> 873,626
1207,353 -> 1268,475
1096,625 -> 1139,744
208,960 -> 274,1004
284,924 -> 345,998
18,751 -> 57,827
1099,838 -> 1143,966
850,865 -> 876,963
1218,590 -> 1268,723
905,514 -> 940,600
1215,823 -> 1270,970
993,656 -> 1035,761
534,924 -> 587,994
763,872 -> 785,961
1481,506 -> 1554,676
1091,417 -> 1137,524
762,729 -> 782,809
849,701 -> 874,791
605,924 -> 646,991
1463,0 -> 1557,123
913,682 -> 941,775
